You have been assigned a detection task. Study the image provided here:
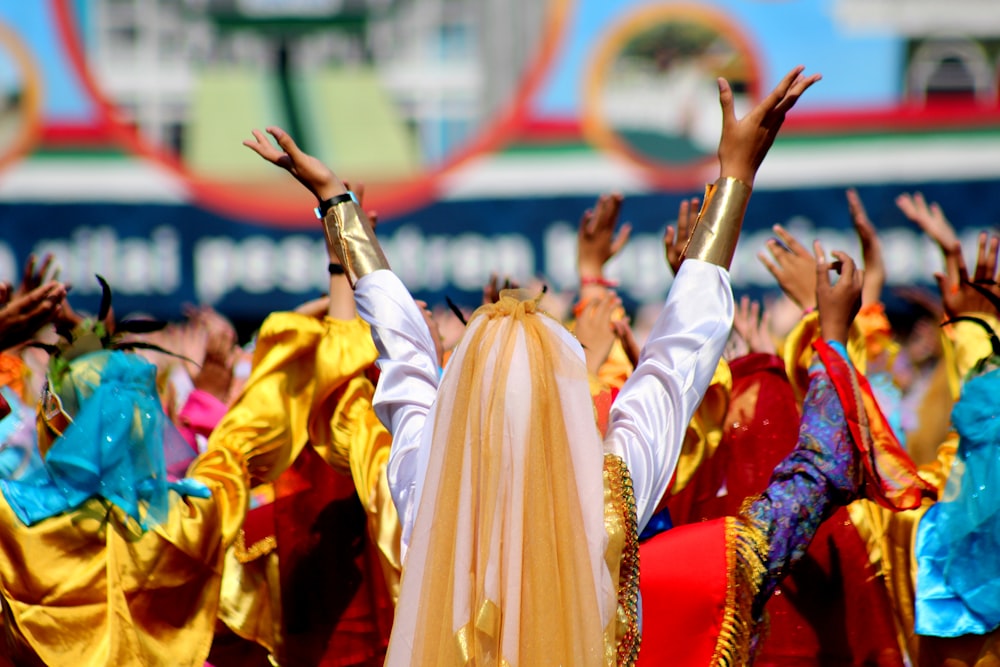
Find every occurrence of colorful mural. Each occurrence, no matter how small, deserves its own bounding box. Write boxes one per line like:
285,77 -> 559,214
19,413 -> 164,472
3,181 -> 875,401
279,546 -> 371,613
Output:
1,1 -> 1000,316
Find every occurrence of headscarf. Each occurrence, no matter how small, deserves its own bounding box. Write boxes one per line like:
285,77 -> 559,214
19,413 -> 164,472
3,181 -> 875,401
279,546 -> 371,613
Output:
1,350 -> 208,530
915,365 -> 1000,636
385,290 -> 615,666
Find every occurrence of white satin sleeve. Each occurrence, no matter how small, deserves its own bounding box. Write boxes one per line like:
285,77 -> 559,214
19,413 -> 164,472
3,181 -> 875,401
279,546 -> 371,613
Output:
354,270 -> 439,545
604,259 -> 733,531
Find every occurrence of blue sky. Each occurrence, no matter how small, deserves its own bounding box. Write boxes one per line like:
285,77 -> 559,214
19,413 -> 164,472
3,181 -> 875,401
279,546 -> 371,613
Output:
0,3 -> 94,121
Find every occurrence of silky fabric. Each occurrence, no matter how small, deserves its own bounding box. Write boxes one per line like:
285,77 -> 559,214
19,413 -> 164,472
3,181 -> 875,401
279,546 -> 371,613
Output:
355,260 -> 732,665
0,388 -> 41,480
641,356 -> 861,666
214,312 -> 398,665
1,352 -> 208,529
814,340 -> 936,511
384,291 -> 612,666
0,353 -> 26,401
665,359 -> 732,501
846,313 -> 995,664
0,339 -> 314,666
665,351 -> 904,665
941,313 -> 1000,402
782,311 -> 867,404
0,432 -> 255,666
915,367 -> 1000,637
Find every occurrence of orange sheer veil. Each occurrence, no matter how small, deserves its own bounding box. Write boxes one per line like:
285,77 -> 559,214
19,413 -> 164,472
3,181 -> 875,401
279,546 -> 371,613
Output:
385,290 -> 615,666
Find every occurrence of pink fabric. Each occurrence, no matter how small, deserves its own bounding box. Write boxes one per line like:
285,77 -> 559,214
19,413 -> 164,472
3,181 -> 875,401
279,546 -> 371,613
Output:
176,389 -> 228,451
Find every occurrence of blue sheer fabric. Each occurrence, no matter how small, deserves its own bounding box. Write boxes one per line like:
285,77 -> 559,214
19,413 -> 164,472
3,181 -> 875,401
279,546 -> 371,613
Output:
0,387 -> 42,480
915,367 -> 1000,637
0,351 -> 209,530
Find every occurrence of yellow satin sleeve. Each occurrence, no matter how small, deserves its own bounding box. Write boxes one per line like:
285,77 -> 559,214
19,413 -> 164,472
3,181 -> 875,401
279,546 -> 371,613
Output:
0,446 -> 249,667
597,338 -> 634,391
210,312 -> 375,485
305,321 -> 402,600
855,302 -> 900,369
941,312 -> 1000,401
318,369 -> 401,600
217,310 -> 403,645
669,359 -> 732,497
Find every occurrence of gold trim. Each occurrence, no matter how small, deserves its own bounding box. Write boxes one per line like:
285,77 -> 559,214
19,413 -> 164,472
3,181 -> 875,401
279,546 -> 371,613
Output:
234,528 -> 278,563
682,177 -> 752,269
605,454 -> 641,666
321,201 -> 390,287
711,503 -> 770,666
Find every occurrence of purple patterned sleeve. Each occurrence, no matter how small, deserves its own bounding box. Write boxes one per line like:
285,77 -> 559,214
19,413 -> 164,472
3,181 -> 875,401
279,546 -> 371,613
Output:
741,360 -> 858,615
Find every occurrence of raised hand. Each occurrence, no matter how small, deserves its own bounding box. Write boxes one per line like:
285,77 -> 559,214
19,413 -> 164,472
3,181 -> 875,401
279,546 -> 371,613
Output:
0,282 -> 67,351
758,224 -> 818,310
575,290 -> 621,376
733,295 -> 776,355
16,254 -> 56,299
578,193 -> 631,281
845,188 -> 885,306
935,232 -> 1000,318
664,197 -> 700,275
815,242 -> 863,346
415,300 -> 445,368
611,317 -> 641,370
189,306 -> 239,402
243,127 -> 346,201
896,191 -> 958,252
718,65 -> 821,185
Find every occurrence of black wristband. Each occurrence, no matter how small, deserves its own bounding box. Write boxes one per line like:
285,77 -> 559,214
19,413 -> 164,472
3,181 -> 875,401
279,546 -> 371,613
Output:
328,262 -> 345,275
318,192 -> 355,218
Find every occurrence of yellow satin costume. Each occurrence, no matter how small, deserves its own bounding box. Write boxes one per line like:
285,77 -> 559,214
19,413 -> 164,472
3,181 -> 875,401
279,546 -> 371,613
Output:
848,313 -> 999,666
214,312 -> 401,662
0,408 -> 292,666
784,305 -> 1000,666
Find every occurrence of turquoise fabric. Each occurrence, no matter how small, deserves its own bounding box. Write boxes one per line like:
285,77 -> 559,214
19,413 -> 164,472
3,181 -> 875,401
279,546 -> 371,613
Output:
0,387 -> 42,480
915,367 -> 1000,637
0,351 -> 209,530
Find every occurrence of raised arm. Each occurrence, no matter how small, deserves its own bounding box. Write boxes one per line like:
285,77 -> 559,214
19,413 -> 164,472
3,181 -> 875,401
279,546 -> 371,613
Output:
607,66 -> 821,530
243,127 -> 438,533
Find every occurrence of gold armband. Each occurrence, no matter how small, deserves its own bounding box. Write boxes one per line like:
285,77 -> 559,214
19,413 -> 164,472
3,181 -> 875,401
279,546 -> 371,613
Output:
681,176 -> 752,269
321,200 -> 390,287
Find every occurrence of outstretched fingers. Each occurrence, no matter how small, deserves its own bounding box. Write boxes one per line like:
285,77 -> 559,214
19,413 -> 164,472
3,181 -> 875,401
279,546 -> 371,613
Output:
757,65 -> 805,116
243,129 -> 282,163
772,224 -> 810,256
266,126 -> 306,162
773,72 -> 822,116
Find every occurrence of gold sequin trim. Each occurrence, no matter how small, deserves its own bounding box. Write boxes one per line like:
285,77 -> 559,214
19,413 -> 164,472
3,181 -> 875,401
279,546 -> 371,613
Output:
710,500 -> 769,667
234,528 -> 277,563
606,454 -> 641,666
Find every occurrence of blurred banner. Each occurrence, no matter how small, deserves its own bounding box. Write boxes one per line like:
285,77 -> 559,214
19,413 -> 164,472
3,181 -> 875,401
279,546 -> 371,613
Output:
1,1 -> 1000,316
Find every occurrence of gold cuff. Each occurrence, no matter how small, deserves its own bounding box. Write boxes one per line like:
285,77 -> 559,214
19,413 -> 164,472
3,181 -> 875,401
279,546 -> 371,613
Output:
321,201 -> 390,287
681,176 -> 752,269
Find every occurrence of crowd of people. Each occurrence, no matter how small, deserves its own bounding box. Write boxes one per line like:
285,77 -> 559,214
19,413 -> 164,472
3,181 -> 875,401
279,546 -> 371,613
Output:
0,65 -> 997,666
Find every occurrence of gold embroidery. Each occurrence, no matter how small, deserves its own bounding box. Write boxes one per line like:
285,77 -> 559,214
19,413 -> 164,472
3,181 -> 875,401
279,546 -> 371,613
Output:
604,454 -> 640,666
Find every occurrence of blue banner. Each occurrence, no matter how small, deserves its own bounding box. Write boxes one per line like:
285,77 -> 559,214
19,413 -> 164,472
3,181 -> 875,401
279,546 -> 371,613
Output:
4,178 -> 999,322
